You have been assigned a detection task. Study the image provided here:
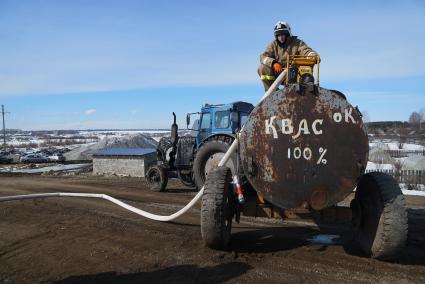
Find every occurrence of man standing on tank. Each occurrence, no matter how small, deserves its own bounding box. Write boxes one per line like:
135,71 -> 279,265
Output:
258,21 -> 319,91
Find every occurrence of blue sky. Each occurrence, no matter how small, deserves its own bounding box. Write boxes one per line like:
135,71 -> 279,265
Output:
0,0 -> 424,130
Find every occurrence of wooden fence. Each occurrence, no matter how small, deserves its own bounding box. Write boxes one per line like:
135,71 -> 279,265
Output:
365,169 -> 425,185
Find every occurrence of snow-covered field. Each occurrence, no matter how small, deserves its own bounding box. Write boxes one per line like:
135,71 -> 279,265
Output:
6,129 -> 195,147
367,140 -> 425,170
4,129 -> 173,154
369,142 -> 425,151
366,161 -> 395,171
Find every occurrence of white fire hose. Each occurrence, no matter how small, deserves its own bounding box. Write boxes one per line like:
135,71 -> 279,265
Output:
0,70 -> 287,222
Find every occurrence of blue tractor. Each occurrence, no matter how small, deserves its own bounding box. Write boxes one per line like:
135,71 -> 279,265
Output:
146,101 -> 254,191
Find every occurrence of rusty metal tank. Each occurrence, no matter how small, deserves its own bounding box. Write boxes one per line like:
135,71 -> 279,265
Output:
239,85 -> 369,210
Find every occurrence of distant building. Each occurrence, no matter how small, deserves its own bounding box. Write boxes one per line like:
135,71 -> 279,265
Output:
92,148 -> 156,177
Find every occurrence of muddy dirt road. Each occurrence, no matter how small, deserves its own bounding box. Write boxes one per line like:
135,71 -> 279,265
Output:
1,175 -> 425,283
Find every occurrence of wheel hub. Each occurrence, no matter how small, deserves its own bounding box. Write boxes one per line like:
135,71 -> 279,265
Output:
204,153 -> 235,177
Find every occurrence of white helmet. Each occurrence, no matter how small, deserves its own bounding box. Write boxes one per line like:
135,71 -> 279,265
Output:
274,21 -> 292,37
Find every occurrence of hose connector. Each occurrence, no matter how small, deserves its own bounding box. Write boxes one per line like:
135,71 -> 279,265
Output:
232,175 -> 245,204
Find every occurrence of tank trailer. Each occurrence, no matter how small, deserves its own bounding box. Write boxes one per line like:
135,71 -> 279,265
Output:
200,56 -> 408,260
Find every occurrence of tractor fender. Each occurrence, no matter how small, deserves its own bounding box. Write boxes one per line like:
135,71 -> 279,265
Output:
197,134 -> 235,149
193,134 -> 237,189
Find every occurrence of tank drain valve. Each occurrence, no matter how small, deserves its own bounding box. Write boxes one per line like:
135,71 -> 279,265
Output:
232,175 -> 245,204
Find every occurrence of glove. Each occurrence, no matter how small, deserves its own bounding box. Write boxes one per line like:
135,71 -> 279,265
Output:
273,62 -> 282,74
307,52 -> 320,63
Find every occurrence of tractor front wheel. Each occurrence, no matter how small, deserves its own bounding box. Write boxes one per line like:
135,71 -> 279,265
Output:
146,166 -> 168,192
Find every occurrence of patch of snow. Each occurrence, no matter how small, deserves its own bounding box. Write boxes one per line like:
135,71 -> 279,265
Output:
402,189 -> 425,196
366,161 -> 394,171
386,142 -> 401,151
0,164 -> 91,174
394,157 -> 408,163
82,130 -> 172,136
306,234 -> 339,245
64,134 -> 158,160
400,183 -> 425,192
369,141 -> 424,151
401,143 -> 425,151
402,155 -> 425,170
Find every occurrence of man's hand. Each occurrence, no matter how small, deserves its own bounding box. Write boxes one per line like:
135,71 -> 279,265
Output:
307,52 -> 320,63
273,62 -> 282,74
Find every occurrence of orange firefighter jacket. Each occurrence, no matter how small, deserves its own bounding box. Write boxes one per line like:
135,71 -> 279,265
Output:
260,36 -> 318,67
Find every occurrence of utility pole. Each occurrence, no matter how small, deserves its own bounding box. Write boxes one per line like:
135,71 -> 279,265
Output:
1,105 -> 10,146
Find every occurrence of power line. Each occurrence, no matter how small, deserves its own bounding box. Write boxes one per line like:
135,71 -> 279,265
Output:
1,105 -> 10,146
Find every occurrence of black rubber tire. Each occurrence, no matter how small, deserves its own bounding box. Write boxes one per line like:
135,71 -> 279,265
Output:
352,172 -> 408,260
146,166 -> 168,192
177,170 -> 196,188
201,166 -> 235,249
193,138 -> 234,189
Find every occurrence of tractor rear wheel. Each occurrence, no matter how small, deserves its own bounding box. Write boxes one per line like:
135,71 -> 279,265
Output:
146,166 -> 168,192
201,166 -> 235,249
351,172 -> 408,260
193,137 -> 236,189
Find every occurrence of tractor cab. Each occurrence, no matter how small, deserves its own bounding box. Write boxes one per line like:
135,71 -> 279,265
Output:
187,101 -> 254,146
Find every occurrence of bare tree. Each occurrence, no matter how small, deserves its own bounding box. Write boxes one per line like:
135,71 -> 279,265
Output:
420,108 -> 425,130
398,127 -> 408,149
409,111 -> 423,129
361,110 -> 370,133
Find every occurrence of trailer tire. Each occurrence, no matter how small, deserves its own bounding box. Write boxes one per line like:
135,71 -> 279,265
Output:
193,138 -> 235,189
352,172 -> 408,260
201,166 -> 235,249
146,166 -> 168,192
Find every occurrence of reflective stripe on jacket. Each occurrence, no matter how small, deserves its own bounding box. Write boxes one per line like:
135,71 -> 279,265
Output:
260,36 -> 318,67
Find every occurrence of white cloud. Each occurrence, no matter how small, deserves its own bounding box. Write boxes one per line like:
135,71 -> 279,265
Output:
84,108 -> 96,115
